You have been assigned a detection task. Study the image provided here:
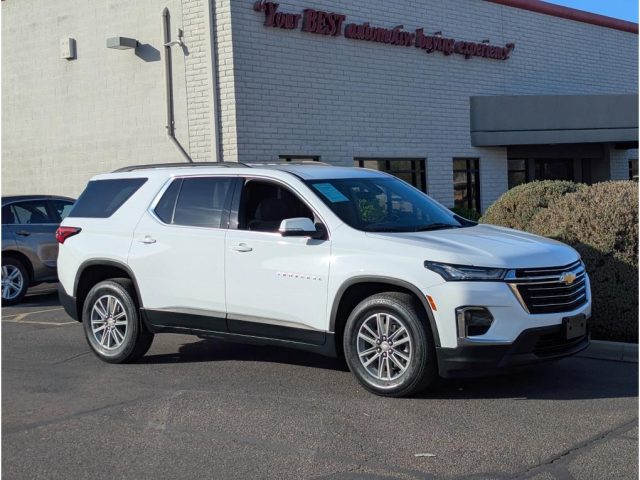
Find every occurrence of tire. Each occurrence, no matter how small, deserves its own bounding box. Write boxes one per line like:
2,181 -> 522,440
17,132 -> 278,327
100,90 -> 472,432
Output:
343,292 -> 437,397
82,279 -> 154,363
2,257 -> 29,306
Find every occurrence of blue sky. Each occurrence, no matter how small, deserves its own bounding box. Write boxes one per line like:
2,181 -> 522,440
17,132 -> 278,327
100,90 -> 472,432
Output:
551,0 -> 638,22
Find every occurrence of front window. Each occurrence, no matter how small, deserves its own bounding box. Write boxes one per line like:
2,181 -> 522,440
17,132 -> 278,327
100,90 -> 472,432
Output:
307,177 -> 465,232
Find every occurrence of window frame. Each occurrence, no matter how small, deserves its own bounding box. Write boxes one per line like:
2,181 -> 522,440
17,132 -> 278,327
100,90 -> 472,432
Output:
354,158 -> 427,193
453,158 -> 481,213
149,175 -> 237,230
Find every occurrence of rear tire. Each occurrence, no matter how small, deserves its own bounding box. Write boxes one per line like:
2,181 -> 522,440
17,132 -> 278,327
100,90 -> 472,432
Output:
343,292 -> 437,397
2,257 -> 29,306
82,279 -> 154,363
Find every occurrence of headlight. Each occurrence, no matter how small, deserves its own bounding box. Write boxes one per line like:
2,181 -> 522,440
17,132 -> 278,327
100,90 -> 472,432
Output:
424,261 -> 507,281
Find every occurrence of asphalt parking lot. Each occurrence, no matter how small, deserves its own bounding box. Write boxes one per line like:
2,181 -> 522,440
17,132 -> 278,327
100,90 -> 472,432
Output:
2,288 -> 638,480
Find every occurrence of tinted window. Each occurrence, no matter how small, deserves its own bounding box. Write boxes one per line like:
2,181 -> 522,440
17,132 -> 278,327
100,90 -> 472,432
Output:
154,179 -> 182,224
49,200 -> 75,222
69,178 -> 147,218
307,177 -> 465,232
5,200 -> 55,224
173,177 -> 233,228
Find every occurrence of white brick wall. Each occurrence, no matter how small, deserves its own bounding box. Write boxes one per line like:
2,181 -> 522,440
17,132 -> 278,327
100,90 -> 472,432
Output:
225,0 -> 638,209
1,0 -> 209,197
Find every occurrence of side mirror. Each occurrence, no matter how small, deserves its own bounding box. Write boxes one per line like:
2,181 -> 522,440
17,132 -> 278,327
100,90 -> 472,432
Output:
279,217 -> 323,238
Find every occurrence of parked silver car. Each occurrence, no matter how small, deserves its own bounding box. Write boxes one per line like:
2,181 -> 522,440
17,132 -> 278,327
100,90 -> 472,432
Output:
2,195 -> 75,305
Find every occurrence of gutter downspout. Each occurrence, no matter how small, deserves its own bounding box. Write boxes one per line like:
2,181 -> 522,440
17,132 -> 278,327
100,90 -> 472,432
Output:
205,0 -> 222,162
162,7 -> 192,163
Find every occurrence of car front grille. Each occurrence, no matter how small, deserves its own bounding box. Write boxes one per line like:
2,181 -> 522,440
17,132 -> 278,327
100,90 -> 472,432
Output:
507,260 -> 588,314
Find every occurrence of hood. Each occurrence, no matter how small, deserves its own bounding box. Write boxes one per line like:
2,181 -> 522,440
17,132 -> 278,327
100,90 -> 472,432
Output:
365,224 -> 579,269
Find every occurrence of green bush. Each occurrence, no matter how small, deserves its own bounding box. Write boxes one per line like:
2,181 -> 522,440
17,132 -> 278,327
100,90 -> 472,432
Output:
450,206 -> 481,221
480,180 -> 586,231
530,181 -> 638,342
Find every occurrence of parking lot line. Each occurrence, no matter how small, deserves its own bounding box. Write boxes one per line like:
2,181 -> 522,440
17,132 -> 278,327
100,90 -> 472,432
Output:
2,307 -> 64,319
2,318 -> 76,326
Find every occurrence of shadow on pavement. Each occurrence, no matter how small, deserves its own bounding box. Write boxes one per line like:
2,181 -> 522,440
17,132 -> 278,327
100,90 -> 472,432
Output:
141,338 -> 637,401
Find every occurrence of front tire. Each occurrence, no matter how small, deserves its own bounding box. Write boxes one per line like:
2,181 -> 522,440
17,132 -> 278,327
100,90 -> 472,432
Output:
82,279 -> 154,363
2,257 -> 29,306
343,292 -> 437,397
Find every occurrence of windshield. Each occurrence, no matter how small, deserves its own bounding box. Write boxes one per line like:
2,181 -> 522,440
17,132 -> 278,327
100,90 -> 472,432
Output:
306,177 -> 467,232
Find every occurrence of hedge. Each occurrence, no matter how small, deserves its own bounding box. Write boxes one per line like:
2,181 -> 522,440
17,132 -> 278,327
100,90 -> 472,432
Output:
481,180 -> 586,231
481,180 -> 638,343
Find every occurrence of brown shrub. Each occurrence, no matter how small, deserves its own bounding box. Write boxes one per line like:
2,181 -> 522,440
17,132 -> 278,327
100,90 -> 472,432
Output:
530,181 -> 638,342
480,180 -> 586,231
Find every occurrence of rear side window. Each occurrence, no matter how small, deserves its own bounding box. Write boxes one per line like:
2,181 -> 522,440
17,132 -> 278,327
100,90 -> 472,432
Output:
49,200 -> 75,222
69,178 -> 147,218
3,200 -> 56,224
171,177 -> 234,228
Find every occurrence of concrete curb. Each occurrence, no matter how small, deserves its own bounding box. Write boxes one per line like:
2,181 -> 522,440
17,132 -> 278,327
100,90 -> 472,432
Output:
576,340 -> 638,363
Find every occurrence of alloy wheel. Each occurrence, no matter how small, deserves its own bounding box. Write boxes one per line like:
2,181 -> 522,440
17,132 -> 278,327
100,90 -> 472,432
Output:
91,295 -> 128,350
2,265 -> 24,300
357,312 -> 412,381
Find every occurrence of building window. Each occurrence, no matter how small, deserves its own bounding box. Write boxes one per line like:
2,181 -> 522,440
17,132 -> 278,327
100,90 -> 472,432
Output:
354,158 -> 427,192
453,158 -> 481,213
629,159 -> 638,181
508,159 -> 528,189
279,155 -> 320,163
534,158 -> 573,181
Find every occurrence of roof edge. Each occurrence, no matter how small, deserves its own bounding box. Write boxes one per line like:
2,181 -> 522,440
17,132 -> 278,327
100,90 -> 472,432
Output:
484,0 -> 638,34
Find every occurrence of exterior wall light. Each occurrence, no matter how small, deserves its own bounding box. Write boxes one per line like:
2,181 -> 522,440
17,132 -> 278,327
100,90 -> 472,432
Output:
106,37 -> 139,50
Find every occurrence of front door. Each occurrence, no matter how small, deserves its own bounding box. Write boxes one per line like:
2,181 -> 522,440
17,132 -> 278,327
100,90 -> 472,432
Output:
127,176 -> 236,331
224,178 -> 331,344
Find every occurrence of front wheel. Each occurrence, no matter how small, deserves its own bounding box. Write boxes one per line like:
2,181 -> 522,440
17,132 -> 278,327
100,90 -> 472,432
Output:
82,279 -> 154,363
343,292 -> 437,397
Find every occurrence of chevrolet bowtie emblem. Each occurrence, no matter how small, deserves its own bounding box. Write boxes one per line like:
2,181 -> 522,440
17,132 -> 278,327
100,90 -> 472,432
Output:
560,272 -> 577,285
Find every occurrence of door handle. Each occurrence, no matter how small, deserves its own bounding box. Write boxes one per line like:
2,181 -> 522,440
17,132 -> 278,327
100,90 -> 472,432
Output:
16,231 -> 30,237
231,243 -> 253,252
139,235 -> 157,244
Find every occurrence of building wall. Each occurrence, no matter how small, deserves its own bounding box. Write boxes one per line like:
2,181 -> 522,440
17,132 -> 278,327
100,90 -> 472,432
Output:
1,0 -> 212,198
225,0 -> 638,208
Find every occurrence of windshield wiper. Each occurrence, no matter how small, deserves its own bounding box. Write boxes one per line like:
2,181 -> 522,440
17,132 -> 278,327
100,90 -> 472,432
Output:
411,223 -> 460,232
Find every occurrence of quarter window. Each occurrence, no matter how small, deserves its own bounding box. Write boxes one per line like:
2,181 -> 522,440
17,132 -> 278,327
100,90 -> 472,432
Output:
453,158 -> 481,213
69,178 -> 147,218
354,158 -> 427,193
172,177 -> 234,228
49,200 -> 75,222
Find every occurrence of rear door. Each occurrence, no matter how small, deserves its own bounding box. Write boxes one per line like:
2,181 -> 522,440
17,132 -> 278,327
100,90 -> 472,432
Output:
127,176 -> 237,331
4,199 -> 60,269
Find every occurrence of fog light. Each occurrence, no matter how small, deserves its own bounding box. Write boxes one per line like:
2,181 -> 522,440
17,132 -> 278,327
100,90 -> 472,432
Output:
456,307 -> 494,337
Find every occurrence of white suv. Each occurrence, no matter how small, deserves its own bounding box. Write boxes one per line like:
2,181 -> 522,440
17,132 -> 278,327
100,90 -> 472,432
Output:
57,162 -> 590,397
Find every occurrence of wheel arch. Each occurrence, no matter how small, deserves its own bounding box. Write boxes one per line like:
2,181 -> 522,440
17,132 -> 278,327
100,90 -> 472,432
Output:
74,259 -> 144,321
329,276 -> 441,359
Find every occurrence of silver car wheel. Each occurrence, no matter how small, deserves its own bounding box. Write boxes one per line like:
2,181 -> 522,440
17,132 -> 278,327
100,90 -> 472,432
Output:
2,265 -> 24,300
357,312 -> 412,381
91,295 -> 128,350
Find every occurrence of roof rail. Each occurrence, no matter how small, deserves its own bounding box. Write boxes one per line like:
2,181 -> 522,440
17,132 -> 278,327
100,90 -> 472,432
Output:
247,161 -> 331,166
113,162 -> 249,172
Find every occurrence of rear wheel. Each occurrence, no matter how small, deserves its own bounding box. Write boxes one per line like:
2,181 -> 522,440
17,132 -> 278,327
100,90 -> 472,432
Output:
343,292 -> 437,397
82,279 -> 154,363
2,257 -> 29,306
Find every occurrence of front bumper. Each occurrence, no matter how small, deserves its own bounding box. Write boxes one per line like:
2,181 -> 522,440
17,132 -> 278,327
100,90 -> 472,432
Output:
437,324 -> 590,378
58,284 -> 79,321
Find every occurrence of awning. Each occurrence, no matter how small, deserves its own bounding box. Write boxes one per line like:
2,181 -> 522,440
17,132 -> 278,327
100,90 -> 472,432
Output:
470,94 -> 638,147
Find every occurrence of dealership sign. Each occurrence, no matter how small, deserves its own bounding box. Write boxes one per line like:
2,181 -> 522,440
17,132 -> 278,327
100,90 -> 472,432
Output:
253,1 -> 515,61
